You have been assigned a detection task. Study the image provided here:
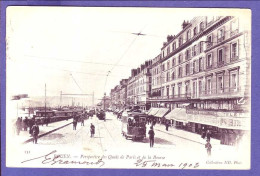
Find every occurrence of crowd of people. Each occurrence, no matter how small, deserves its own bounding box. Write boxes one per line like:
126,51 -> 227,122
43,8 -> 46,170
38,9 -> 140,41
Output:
15,117 -> 36,135
15,117 -> 40,144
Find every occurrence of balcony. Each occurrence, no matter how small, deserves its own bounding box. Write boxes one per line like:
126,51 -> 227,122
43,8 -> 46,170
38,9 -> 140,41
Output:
230,29 -> 239,37
149,93 -> 191,101
217,60 -> 225,67
206,64 -> 213,70
217,36 -> 225,43
230,56 -> 239,62
198,87 -> 243,99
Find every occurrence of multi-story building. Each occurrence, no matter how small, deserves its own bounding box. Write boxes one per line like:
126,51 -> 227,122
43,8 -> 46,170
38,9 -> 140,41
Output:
126,61 -> 152,110
110,79 -> 128,110
149,16 -> 250,141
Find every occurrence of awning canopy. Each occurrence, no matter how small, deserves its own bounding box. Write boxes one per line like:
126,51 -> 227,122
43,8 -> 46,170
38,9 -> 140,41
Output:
147,108 -> 160,116
154,108 -> 170,118
165,108 -> 188,122
188,114 -> 250,130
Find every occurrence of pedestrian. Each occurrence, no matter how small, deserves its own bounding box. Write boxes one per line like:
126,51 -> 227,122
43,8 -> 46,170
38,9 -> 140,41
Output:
15,117 -> 21,135
80,116 -> 84,126
46,116 -> 50,126
20,117 -> 24,131
73,117 -> 77,130
24,117 -> 28,131
201,127 -> 206,139
90,123 -> 95,138
165,122 -> 169,131
153,119 -> 156,126
31,122 -> 40,144
206,130 -> 211,142
148,126 -> 155,148
205,139 -> 212,156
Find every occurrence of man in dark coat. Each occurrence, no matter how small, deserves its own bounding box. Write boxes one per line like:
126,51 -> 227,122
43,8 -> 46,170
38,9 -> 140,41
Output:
28,118 -> 34,136
165,122 -> 169,131
205,139 -> 212,156
90,123 -> 95,138
15,117 -> 21,135
148,126 -> 155,148
46,116 -> 50,126
206,130 -> 211,142
31,122 -> 40,144
23,117 -> 28,131
73,117 -> 77,130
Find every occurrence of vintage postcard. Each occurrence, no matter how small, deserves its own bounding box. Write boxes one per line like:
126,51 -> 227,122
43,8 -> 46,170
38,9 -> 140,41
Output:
6,7 -> 251,169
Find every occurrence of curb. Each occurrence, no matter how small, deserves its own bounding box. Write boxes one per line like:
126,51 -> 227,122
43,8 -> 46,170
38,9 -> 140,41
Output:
155,128 -> 220,145
23,122 -> 72,144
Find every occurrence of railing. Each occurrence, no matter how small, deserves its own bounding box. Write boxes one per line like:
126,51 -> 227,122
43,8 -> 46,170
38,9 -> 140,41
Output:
217,60 -> 225,67
149,93 -> 191,100
230,29 -> 239,37
206,42 -> 213,49
206,64 -> 213,70
198,87 -> 242,98
230,56 -> 239,62
217,36 -> 225,43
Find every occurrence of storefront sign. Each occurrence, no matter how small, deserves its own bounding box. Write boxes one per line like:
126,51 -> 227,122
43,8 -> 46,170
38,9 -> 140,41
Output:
187,114 -> 249,130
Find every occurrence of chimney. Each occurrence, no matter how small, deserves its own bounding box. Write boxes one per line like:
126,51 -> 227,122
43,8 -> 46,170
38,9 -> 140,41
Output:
137,67 -> 141,74
182,20 -> 190,29
141,64 -> 145,70
131,69 -> 135,77
167,35 -> 174,42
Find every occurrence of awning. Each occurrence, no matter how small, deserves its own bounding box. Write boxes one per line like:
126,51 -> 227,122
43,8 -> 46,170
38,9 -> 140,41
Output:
165,108 -> 188,122
187,114 -> 250,130
146,108 -> 153,115
147,108 -> 160,116
154,108 -> 170,118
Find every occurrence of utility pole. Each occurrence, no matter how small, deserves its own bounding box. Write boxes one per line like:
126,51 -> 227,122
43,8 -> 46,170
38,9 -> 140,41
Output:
60,91 -> 62,109
45,83 -> 46,119
92,91 -> 94,107
103,93 -> 106,110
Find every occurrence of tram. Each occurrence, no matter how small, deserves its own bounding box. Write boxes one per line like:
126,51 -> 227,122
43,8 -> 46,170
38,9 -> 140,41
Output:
33,110 -> 81,124
121,111 -> 147,140
96,109 -> 106,120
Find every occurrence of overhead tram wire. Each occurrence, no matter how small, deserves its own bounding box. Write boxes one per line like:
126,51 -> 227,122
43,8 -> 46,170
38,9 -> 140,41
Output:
103,26 -> 148,94
9,58 -> 122,77
24,54 -> 133,68
70,73 -> 84,93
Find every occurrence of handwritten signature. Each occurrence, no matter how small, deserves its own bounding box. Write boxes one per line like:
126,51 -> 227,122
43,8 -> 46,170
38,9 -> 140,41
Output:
134,159 -> 200,169
21,150 -> 105,167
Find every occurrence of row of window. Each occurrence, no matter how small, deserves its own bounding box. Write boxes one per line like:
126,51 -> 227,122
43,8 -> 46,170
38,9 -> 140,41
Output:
153,70 -> 239,98
162,17 -> 239,68
163,20 -> 206,58
161,39 -> 239,76
155,41 -> 239,85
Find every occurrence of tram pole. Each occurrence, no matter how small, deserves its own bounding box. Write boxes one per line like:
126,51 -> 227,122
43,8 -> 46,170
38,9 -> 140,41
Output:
45,83 -> 46,119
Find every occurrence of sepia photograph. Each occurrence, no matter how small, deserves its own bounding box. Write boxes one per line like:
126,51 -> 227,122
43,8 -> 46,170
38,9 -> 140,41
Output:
5,7 -> 251,169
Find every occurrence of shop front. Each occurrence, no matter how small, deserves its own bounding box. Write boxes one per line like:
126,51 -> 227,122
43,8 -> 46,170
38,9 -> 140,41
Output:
165,108 -> 189,129
153,108 -> 170,124
187,112 -> 250,145
146,107 -> 160,124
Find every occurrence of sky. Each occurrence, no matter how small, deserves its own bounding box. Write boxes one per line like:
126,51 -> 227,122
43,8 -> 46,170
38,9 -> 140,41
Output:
6,7 -> 250,105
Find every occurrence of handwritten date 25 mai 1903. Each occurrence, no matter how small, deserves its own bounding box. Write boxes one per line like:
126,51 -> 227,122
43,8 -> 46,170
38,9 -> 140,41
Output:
134,159 -> 200,169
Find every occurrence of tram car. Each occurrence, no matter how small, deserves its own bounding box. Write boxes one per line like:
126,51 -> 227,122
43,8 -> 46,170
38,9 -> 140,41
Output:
121,111 -> 147,140
87,109 -> 95,117
96,109 -> 106,120
33,110 -> 79,124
